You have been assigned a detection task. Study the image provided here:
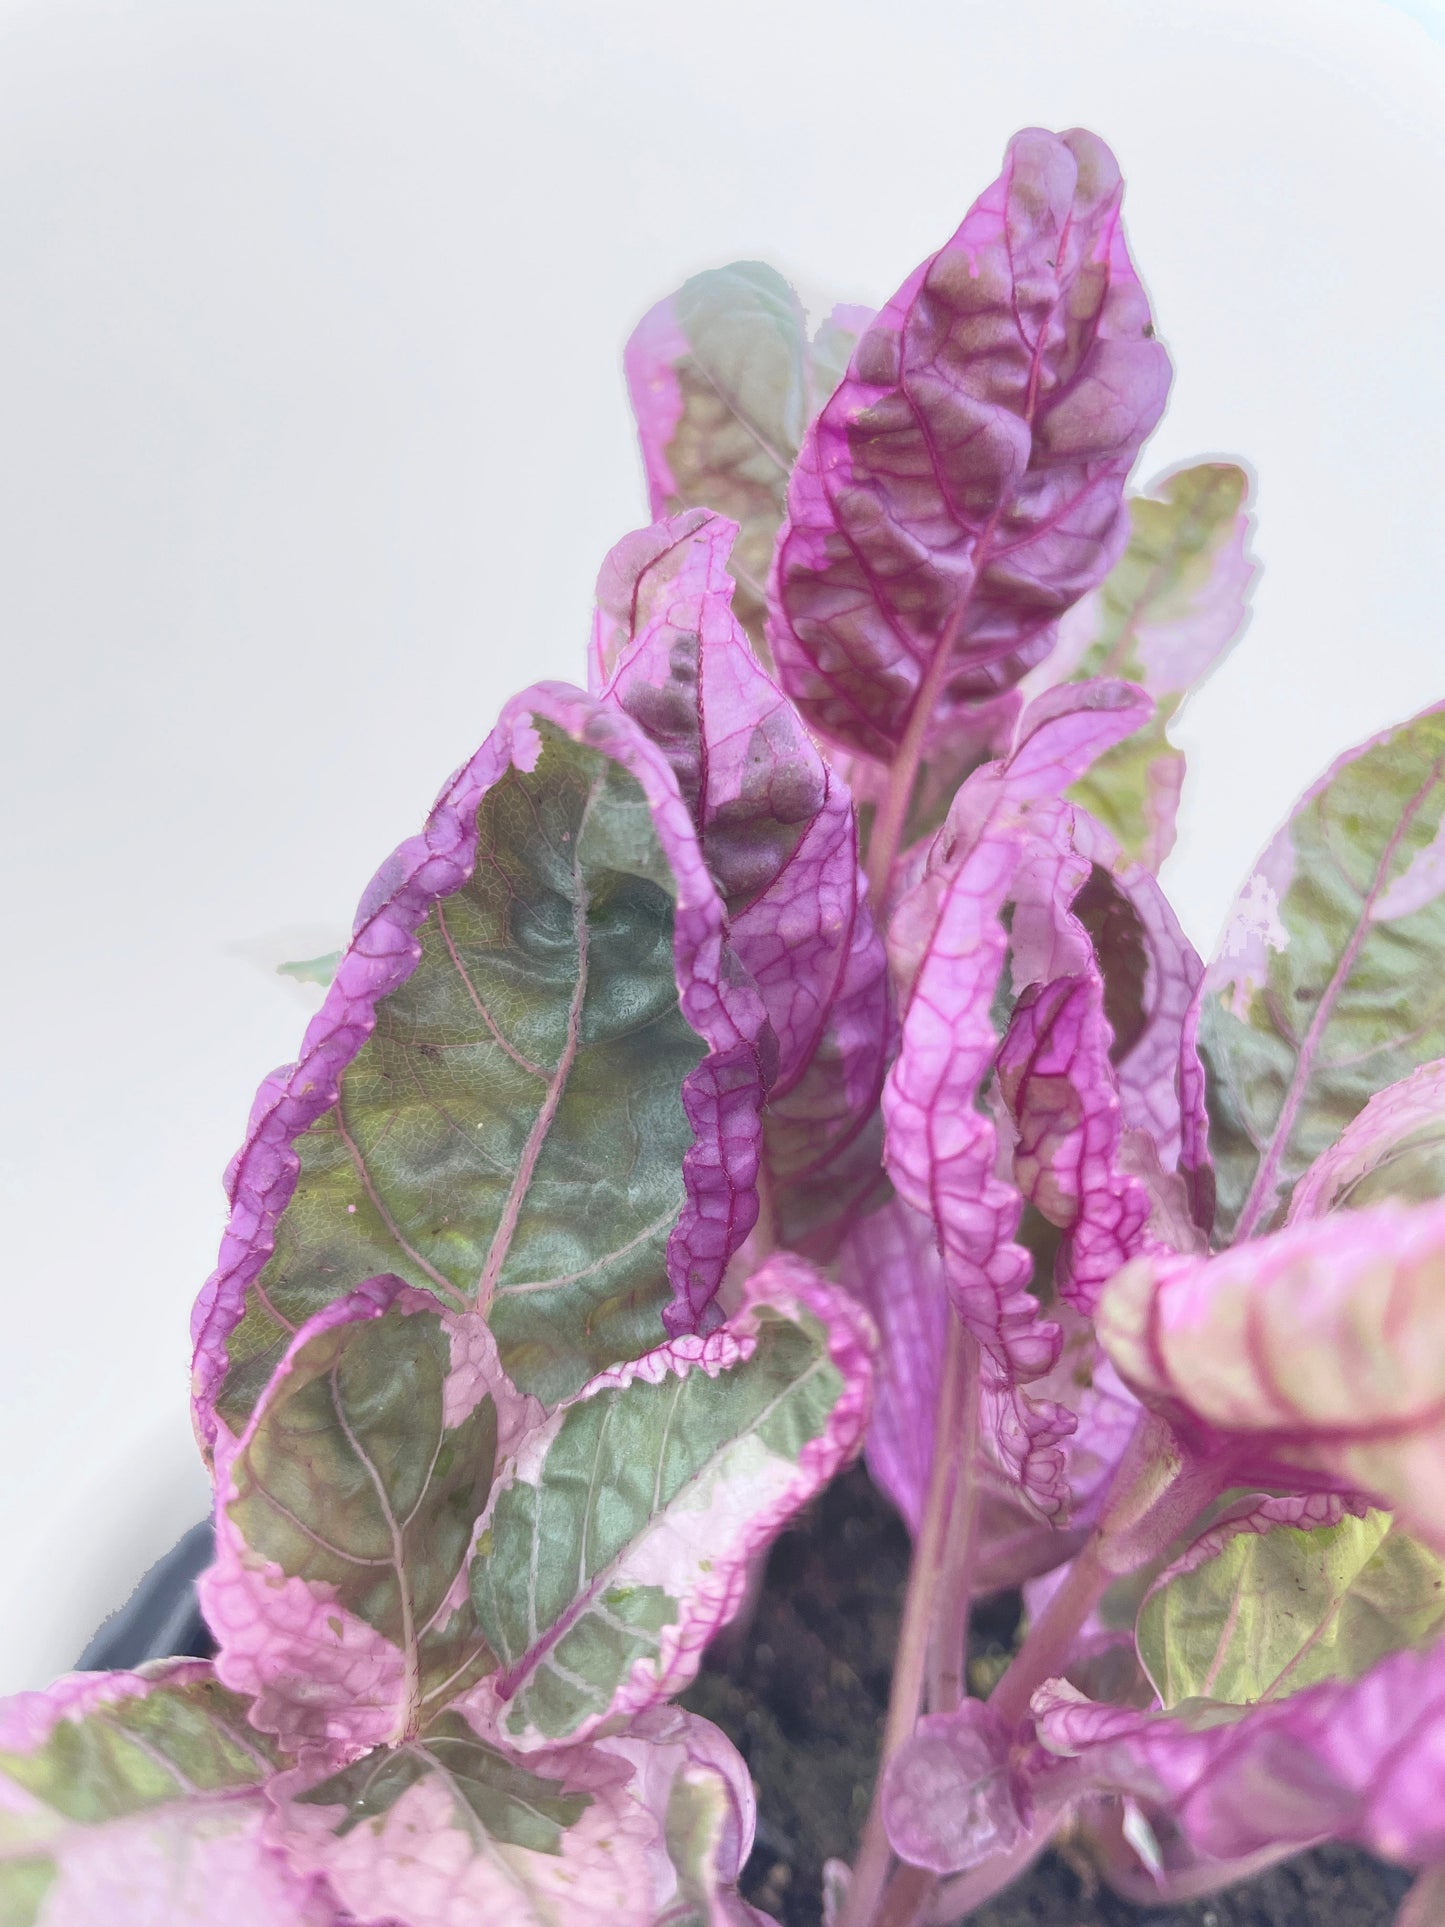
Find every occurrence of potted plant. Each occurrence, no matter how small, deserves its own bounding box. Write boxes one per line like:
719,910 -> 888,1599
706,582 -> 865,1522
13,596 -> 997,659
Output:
5,126 -> 1443,1927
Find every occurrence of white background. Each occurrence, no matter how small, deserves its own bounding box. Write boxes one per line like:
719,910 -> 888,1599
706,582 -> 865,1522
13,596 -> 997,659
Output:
3,0 -> 1444,1692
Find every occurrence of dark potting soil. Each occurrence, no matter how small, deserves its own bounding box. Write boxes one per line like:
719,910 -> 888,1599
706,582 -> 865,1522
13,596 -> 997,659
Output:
679,1464 -> 1413,1927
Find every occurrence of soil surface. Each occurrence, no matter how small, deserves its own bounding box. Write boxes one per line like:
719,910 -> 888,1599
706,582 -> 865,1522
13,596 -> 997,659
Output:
680,1465 -> 1412,1927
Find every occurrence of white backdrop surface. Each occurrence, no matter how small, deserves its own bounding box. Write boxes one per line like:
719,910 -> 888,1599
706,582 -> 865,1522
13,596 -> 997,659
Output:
3,0 -> 1444,1691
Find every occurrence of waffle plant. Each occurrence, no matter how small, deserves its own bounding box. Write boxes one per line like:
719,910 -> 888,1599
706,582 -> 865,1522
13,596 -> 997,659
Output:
5,126 -> 1445,1927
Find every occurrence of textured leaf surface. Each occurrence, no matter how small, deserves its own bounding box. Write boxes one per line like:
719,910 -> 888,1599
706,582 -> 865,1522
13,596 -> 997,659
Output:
467,1257 -> 872,1747
203,1281 -> 509,1759
836,1193 -> 945,1537
1288,1057 -> 1445,1220
1099,1202 -> 1445,1553
1033,1636 -> 1445,1866
194,683 -> 769,1447
0,1663 -> 332,1926
595,1706 -> 773,1927
767,127 -> 1170,762
881,685 -> 1149,1513
272,1710 -> 656,1927
1196,702 -> 1445,1242
881,1704 -> 1024,1876
1137,1495 -> 1445,1708
624,264 -> 867,653
1041,463 -> 1255,867
1067,806 -> 1209,1183
591,511 -> 890,1252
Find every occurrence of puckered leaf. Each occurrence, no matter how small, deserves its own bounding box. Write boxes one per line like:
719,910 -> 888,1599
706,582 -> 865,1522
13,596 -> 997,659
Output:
1034,463 -> 1256,869
594,1706 -> 776,1927
1033,1634 -> 1445,1867
838,1198 -> 1130,1585
623,263 -> 868,656
881,1703 -> 1025,1876
1137,1495 -> 1445,1709
998,974 -> 1152,1313
1195,701 -> 1445,1242
766,127 -> 1171,764
202,1280 -> 514,1760
1289,1057 -> 1445,1220
836,1193 -> 944,1538
1065,806 -> 1210,1185
882,684 -> 1149,1515
271,1703 -> 771,1927
193,682 -> 771,1450
591,511 -> 891,1252
0,1663 -> 335,1926
272,1709 -> 650,1927
1098,1202 -> 1445,1554
465,1256 -> 872,1748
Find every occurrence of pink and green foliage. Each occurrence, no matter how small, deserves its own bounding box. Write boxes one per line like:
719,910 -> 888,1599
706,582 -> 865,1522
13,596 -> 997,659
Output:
10,124 -> 1445,1927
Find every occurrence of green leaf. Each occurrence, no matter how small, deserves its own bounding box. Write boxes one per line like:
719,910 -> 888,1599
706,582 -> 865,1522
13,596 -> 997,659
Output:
0,1674 -> 280,1832
0,1664 -> 312,1923
1198,703 -> 1445,1240
470,1262 -> 867,1747
276,951 -> 341,987
1060,462 -> 1255,869
206,1286 -> 503,1754
627,264 -> 866,654
1138,1502 -> 1445,1709
297,1710 -> 590,1852
216,719 -> 708,1428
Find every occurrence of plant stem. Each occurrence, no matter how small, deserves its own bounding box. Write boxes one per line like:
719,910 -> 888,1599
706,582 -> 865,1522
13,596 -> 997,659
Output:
875,1862 -> 936,1927
986,1532 -> 1109,1730
927,1339 -> 982,1716
839,1312 -> 977,1927
864,627 -> 962,905
925,1818 -> 1060,1923
1396,1864 -> 1445,1927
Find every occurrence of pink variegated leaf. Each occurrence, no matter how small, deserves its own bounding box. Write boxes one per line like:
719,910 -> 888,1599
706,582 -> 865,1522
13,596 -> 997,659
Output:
767,128 -> 1170,764
193,679 -> 772,1455
1099,1202 -> 1445,1554
1032,1634 -> 1445,1868
881,1702 -> 1027,1876
269,1702 -> 775,1927
1195,701 -> 1445,1243
881,685 -> 1150,1516
1023,462 -> 1258,869
202,1280 -> 517,1762
0,1663 -> 338,1926
624,262 -> 868,657
591,511 -> 892,1253
463,1256 -> 872,1750
1288,1057 -> 1445,1221
997,975 -> 1153,1315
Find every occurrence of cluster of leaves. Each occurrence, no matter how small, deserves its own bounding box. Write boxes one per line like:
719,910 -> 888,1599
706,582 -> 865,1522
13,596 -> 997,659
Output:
5,123 -> 1445,1927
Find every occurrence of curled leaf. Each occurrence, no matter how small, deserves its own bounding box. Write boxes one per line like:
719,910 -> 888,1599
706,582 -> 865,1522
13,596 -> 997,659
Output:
465,1257 -> 872,1748
767,127 -> 1170,763
881,1703 -> 1025,1875
1099,1202 -> 1445,1553
1289,1057 -> 1445,1221
592,511 -> 892,1251
624,263 -> 867,654
193,682 -> 771,1450
1197,701 -> 1445,1242
1033,1636 -> 1445,1866
0,1663 -> 334,1926
881,686 -> 1149,1514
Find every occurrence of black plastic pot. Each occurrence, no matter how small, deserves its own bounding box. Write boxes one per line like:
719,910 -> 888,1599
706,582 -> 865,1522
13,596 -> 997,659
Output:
77,1519 -> 216,1671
